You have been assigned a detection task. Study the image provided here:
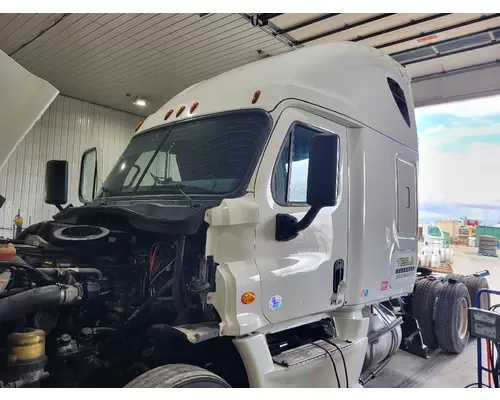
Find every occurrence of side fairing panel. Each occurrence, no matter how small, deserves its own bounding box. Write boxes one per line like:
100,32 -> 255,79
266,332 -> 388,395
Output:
345,127 -> 418,305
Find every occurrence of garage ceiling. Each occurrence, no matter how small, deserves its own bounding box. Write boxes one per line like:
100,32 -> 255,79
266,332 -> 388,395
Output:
1,13 -> 500,116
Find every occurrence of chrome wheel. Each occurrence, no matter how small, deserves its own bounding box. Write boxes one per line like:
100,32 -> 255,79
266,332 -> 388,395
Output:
458,297 -> 468,340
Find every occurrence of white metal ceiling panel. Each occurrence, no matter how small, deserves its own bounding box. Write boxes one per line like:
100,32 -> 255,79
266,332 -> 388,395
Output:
365,14 -> 489,51
42,15 -> 171,79
287,13 -> 380,41
0,14 -> 65,55
270,14 -> 324,31
301,14 -> 435,46
380,14 -> 498,54
0,13 -> 291,115
2,12 -> 499,113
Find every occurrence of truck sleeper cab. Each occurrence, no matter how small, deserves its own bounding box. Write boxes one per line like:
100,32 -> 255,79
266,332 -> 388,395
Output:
1,41 -> 418,388
115,41 -> 418,387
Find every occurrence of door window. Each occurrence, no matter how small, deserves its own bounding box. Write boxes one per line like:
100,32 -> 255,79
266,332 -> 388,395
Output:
272,123 -> 339,205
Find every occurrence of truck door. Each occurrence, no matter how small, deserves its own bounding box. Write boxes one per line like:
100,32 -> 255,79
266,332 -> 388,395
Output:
254,107 -> 348,325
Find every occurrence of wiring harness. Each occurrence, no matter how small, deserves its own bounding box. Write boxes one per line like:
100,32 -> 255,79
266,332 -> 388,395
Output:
148,243 -> 175,296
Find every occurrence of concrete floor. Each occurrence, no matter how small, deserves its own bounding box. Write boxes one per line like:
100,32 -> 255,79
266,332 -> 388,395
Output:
365,245 -> 500,388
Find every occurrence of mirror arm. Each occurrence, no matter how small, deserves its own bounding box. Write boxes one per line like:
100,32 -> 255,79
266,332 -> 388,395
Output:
54,203 -> 73,213
275,206 -> 321,242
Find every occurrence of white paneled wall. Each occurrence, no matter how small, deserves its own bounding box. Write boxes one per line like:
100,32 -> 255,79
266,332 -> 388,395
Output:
0,95 -> 141,237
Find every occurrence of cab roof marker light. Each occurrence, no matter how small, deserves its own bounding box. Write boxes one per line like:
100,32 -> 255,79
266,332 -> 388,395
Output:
164,109 -> 174,121
135,121 -> 143,132
189,102 -> 199,114
176,106 -> 186,117
252,90 -> 261,104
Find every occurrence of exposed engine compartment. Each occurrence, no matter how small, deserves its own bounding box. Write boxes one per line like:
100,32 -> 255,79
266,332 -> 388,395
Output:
0,212 -> 230,388
0,210 -> 405,388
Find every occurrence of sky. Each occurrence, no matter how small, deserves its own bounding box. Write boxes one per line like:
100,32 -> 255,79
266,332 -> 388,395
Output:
417,95 -> 500,225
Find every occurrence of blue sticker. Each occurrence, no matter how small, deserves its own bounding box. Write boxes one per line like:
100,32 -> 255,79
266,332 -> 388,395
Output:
364,289 -> 369,297
268,295 -> 283,311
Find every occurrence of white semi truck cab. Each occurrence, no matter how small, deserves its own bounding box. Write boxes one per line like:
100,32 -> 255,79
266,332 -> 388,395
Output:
0,41 -> 421,388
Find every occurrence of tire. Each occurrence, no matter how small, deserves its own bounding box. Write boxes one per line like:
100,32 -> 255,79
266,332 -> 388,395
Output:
413,278 -> 444,350
125,364 -> 231,388
435,282 -> 471,354
464,275 -> 490,310
444,274 -> 466,283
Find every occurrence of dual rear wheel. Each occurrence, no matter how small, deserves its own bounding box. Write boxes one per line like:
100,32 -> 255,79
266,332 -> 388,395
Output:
413,273 -> 489,354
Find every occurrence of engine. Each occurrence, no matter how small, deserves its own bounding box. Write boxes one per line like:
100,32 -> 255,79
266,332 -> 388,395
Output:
0,215 -> 218,388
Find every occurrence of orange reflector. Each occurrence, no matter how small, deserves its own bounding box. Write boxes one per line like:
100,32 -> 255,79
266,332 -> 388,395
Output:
164,109 -> 174,121
251,90 -> 261,104
241,292 -> 256,305
176,106 -> 186,117
135,121 -> 143,132
190,102 -> 199,113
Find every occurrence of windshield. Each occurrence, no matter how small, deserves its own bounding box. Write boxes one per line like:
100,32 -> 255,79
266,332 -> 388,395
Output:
427,226 -> 442,237
97,110 -> 271,198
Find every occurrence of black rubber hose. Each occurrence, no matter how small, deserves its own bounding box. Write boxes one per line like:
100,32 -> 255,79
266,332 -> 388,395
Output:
93,327 -> 116,334
0,261 -> 55,286
172,236 -> 186,321
124,278 -> 173,327
37,267 -> 103,280
0,287 -> 26,298
0,285 -> 61,323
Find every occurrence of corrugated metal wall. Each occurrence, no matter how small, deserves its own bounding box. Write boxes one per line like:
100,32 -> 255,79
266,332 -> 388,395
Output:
0,95 -> 141,237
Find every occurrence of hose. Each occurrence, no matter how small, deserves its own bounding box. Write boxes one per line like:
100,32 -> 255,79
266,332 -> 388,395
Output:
92,327 -> 117,334
0,285 -> 62,323
0,261 -> 55,286
0,287 -> 26,298
124,278 -> 173,327
37,267 -> 103,280
172,236 -> 186,322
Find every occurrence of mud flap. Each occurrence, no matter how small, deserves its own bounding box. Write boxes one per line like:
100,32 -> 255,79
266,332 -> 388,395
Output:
399,312 -> 429,359
389,296 -> 429,359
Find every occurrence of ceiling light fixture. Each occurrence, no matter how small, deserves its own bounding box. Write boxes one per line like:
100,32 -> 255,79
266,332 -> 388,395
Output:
133,97 -> 147,107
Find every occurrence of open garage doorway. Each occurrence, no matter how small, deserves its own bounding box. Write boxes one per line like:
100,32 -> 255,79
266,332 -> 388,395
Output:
367,94 -> 500,388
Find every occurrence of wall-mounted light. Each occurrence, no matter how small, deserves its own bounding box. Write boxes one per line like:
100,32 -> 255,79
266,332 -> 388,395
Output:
133,97 -> 147,107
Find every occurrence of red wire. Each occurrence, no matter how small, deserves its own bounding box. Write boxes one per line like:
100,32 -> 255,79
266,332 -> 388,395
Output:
152,247 -> 160,275
149,243 -> 161,281
149,244 -> 158,280
487,340 -> 492,388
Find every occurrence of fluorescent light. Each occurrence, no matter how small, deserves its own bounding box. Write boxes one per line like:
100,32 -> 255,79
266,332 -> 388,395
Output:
133,97 -> 147,107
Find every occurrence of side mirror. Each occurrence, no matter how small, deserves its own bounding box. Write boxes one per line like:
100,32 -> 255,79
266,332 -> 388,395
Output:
306,133 -> 339,207
79,148 -> 98,204
45,160 -> 69,211
275,133 -> 339,242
